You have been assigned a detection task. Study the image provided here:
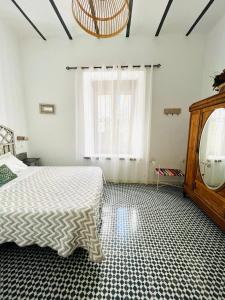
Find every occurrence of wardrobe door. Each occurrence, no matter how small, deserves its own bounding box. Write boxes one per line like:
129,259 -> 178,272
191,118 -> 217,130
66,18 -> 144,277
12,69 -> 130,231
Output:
184,110 -> 201,192
194,105 -> 225,226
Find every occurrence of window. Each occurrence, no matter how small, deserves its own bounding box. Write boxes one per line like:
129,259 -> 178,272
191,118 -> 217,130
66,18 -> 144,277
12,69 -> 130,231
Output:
82,69 -> 146,159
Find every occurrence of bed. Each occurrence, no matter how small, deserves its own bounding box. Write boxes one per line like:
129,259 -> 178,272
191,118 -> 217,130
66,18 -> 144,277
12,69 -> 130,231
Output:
0,126 -> 104,262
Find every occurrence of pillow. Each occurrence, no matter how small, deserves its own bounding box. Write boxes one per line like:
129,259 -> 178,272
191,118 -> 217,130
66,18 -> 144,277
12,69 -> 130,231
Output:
0,164 -> 17,187
0,153 -> 27,174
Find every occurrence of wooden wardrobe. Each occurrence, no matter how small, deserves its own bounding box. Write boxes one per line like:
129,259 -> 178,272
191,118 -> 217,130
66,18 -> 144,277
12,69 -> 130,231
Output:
184,92 -> 225,231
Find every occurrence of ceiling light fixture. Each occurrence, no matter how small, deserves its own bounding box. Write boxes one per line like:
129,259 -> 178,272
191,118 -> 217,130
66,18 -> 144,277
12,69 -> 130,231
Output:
72,0 -> 129,38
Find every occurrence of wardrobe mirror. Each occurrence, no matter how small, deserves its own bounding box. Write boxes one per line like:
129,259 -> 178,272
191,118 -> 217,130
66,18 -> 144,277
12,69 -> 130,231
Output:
199,108 -> 225,190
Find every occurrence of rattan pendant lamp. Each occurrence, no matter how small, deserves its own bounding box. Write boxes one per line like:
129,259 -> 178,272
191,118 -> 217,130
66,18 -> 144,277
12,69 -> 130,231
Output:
72,0 -> 130,38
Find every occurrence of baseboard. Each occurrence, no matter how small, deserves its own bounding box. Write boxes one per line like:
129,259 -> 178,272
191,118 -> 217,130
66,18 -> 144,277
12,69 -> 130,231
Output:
105,180 -> 183,185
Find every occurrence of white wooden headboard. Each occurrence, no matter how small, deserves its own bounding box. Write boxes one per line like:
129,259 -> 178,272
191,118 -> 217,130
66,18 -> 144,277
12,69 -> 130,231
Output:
0,125 -> 16,155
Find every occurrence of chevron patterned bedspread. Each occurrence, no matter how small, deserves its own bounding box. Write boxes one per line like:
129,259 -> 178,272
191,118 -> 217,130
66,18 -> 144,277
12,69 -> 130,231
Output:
0,166 -> 104,262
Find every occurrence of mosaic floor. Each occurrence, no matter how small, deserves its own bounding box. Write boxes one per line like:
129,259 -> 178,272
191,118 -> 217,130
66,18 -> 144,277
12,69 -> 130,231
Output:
0,183 -> 225,300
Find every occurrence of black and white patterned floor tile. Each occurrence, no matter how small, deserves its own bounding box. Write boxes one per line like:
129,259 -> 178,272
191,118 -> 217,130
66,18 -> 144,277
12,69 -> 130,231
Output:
0,183 -> 225,300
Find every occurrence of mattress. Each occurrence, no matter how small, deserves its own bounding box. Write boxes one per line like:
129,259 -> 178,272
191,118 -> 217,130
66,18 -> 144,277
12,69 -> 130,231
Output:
0,166 -> 104,262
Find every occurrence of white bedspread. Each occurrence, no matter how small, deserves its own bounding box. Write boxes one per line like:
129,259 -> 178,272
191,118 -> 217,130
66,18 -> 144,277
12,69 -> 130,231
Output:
0,166 -> 104,262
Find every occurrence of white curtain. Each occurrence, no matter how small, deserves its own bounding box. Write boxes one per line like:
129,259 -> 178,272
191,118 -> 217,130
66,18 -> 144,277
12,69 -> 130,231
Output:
74,66 -> 153,183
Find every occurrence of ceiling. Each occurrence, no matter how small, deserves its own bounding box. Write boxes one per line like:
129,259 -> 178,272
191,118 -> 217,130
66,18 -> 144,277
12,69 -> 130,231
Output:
0,0 -> 225,40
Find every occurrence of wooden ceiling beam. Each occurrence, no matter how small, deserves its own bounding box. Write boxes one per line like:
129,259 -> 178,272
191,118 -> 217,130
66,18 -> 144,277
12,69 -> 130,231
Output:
49,0 -> 73,40
155,0 -> 174,37
126,0 -> 133,38
88,0 -> 100,36
186,0 -> 215,36
11,0 -> 47,41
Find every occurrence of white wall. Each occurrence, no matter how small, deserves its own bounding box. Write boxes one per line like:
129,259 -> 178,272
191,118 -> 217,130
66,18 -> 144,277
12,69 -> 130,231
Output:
0,20 -> 27,154
202,14 -> 225,98
21,34 -> 205,179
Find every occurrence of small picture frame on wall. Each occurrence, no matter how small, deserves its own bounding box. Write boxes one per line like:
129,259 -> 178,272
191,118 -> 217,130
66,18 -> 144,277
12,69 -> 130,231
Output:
39,104 -> 55,114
